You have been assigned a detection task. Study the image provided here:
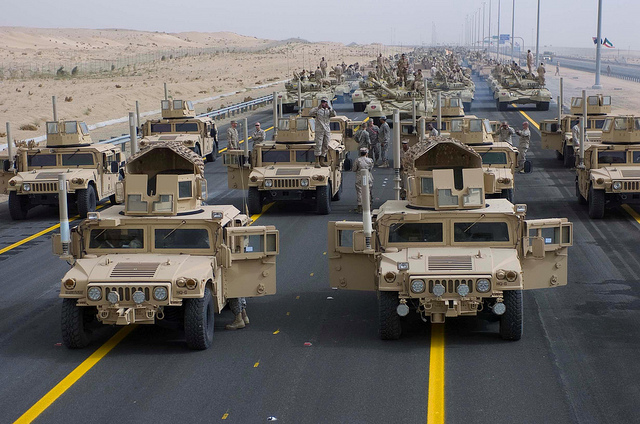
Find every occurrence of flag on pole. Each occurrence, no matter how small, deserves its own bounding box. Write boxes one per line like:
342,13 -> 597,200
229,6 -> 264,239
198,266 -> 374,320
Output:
593,37 -> 615,48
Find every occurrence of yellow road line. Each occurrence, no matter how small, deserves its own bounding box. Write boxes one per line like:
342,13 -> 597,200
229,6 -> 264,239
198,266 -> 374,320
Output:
222,411 -> 230,420
217,125 -> 274,154
622,204 -> 640,223
512,105 -> 540,130
14,325 -> 137,424
427,324 -> 445,424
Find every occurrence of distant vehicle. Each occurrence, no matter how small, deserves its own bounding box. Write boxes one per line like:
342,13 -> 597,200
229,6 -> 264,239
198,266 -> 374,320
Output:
542,51 -> 554,61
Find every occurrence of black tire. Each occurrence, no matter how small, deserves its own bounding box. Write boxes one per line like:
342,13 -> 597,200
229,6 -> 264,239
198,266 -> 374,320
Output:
194,144 -> 202,158
184,287 -> 215,350
61,298 -> 92,349
499,290 -> 523,341
206,149 -> 216,162
76,185 -> 97,218
8,191 -> 29,220
588,185 -> 605,219
316,183 -> 331,215
247,187 -> 262,215
344,156 -> 352,172
378,291 -> 401,340
563,144 -> 574,168
537,102 -> 550,111
501,188 -> 514,203
576,181 -> 587,205
109,194 -> 118,205
331,179 -> 343,201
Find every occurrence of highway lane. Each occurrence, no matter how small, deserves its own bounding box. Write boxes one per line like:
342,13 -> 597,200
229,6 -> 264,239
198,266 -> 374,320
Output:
554,56 -> 640,81
2,83 -> 640,423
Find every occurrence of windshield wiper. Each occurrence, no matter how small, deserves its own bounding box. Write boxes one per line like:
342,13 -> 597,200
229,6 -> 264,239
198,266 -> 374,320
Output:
163,220 -> 187,240
463,214 -> 486,233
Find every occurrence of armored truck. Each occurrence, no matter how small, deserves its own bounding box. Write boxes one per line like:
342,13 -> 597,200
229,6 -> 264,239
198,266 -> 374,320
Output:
328,138 -> 572,340
576,115 -> 640,218
54,142 -> 278,350
141,99 -> 217,162
6,120 -> 123,220
224,115 -> 350,215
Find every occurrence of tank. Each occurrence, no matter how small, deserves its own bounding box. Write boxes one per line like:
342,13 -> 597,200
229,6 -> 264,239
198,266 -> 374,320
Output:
492,67 -> 552,111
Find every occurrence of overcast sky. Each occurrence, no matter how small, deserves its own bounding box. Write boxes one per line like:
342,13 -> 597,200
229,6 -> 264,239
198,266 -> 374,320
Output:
2,0 -> 637,50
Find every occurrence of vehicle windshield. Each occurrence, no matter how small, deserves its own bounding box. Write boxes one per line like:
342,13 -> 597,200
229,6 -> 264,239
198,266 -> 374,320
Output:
262,150 -> 291,163
89,229 -> 144,249
388,222 -> 443,243
602,118 -> 612,132
295,149 -> 315,163
469,120 -> 483,132
450,120 -> 463,132
155,228 -> 211,249
28,154 -> 57,167
480,151 -> 508,165
633,152 -> 640,163
598,150 -> 627,164
150,123 -> 172,133
175,122 -> 199,132
453,222 -> 510,243
62,153 -> 94,166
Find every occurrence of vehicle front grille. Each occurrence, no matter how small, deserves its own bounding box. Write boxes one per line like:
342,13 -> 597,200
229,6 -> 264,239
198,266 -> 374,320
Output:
273,178 -> 300,189
428,279 -> 475,294
428,256 -> 473,271
622,181 -> 640,191
31,182 -> 58,193
104,286 -> 151,302
110,262 -> 160,278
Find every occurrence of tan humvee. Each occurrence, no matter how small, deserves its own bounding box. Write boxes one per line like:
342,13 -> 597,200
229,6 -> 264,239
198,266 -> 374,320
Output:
328,138 -> 572,341
53,142 -> 278,350
6,120 -> 123,220
141,99 -> 217,162
576,115 -> 640,218
224,115 -> 351,215
540,94 -> 612,167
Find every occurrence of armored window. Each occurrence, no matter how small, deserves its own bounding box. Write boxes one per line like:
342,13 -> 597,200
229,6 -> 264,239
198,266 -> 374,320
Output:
155,228 -> 210,249
64,121 -> 78,134
278,119 -> 290,131
186,101 -> 194,110
635,119 -> 640,131
161,100 -> 170,110
483,119 -> 493,134
152,195 -> 173,212
451,120 -> 463,132
295,149 -> 315,163
469,120 -> 483,132
175,122 -> 199,132
633,152 -> 640,163
437,189 -> 458,206
262,150 -> 291,163
480,151 -> 507,165
296,119 -> 308,131
614,118 -> 628,130
603,96 -> 611,106
388,223 -> 443,243
178,181 -> 192,198
173,100 -> 183,110
127,194 -> 148,212
602,118 -> 612,132
463,188 -> 483,207
454,222 -> 510,243
150,123 -> 172,133
62,153 -> 94,166
450,98 -> 460,107
588,96 -> 599,106
597,150 -> 626,164
329,122 -> 341,132
541,227 -> 560,245
592,119 -> 606,129
79,122 -> 89,135
89,229 -> 144,249
571,98 -> 582,107
46,122 -> 59,134
308,119 -> 315,131
338,229 -> 354,247
421,177 -> 434,194
402,125 -> 414,135
27,154 -> 56,167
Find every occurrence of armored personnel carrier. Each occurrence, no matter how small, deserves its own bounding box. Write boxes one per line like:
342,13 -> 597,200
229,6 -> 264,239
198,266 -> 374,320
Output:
576,115 -> 640,218
328,138 -> 572,340
492,67 -> 551,111
141,99 -> 217,162
540,94 -> 612,167
6,120 -> 123,220
224,115 -> 351,215
54,142 -> 278,349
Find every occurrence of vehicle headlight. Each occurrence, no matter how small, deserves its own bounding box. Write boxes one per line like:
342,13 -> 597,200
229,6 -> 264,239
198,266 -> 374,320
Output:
72,178 -> 85,185
107,291 -> 119,304
87,287 -> 102,301
186,278 -> 198,290
63,278 -> 76,290
300,179 -> 309,187
432,283 -> 446,297
397,262 -> 409,271
132,290 -> 146,304
476,279 -> 491,293
264,179 -> 273,188
506,271 -> 518,282
411,279 -> 426,293
22,183 -> 31,192
496,270 -> 506,280
456,283 -> 470,297
612,181 -> 622,190
176,277 -> 187,288
153,286 -> 168,301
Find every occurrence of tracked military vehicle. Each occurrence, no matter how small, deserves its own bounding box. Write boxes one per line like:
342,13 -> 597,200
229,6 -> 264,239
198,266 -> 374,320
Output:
141,99 -> 217,162
364,80 -> 430,124
224,115 -> 350,215
54,142 -> 278,350
6,120 -> 123,220
540,94 -> 612,167
493,67 -> 551,111
576,115 -> 640,218
328,137 -> 572,340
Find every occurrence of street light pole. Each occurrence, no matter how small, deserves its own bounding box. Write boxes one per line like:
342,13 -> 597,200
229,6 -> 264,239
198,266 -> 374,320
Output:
510,0 -> 515,63
535,0 -> 541,65
593,0 -> 603,88
497,0 -> 501,62
489,0 -> 492,55
483,2 -> 486,52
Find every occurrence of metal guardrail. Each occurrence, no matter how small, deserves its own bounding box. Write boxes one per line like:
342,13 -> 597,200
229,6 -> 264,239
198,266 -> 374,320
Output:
96,94 -> 275,147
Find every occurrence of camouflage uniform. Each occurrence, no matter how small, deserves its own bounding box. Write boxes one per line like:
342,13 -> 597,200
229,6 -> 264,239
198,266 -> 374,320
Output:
227,126 -> 239,150
353,155 -> 374,206
537,64 -> 546,85
320,59 -> 327,78
252,128 -> 266,142
229,298 -> 247,315
516,128 -> 531,171
355,127 -> 370,150
499,126 -> 515,144
377,55 -> 384,77
397,56 -> 409,86
378,121 -> 391,164
309,106 -> 336,157
366,123 -> 380,162
315,68 -> 323,81
527,51 -> 534,75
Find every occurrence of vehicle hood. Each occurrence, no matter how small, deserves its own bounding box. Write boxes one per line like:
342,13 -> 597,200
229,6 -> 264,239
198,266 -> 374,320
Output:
593,166 -> 640,180
14,169 -> 94,183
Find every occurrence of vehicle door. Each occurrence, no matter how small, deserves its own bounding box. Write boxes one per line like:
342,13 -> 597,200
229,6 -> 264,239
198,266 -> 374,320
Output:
540,119 -> 562,151
223,226 -> 278,298
222,150 -> 251,190
522,218 -> 573,289
327,221 -> 377,291
101,150 -> 121,196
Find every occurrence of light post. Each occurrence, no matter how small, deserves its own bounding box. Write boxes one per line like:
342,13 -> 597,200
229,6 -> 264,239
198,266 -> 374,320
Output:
497,0 -> 501,62
593,0 -> 603,89
483,2 -> 486,52
510,0 -> 515,63
535,0 -> 541,66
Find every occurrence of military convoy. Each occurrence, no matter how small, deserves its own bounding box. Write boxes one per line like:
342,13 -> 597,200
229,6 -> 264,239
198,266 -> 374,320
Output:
223,115 -> 351,215
329,138 -> 572,340
54,142 -> 278,349
6,120 -> 123,220
489,65 -> 552,111
141,99 -> 217,162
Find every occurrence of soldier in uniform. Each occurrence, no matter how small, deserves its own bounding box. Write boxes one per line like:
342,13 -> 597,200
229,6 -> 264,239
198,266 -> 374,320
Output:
226,298 -> 249,330
354,147 -> 374,213
320,57 -> 328,78
309,98 -> 336,168
499,121 -> 515,144
377,53 -> 384,77
427,123 -> 439,137
413,69 -> 424,90
378,116 -> 391,167
334,64 -> 343,82
366,120 -> 380,164
515,122 -> 531,173
227,120 -> 239,150
397,53 -> 409,87
252,122 -> 266,142
537,63 -> 546,85
355,124 -> 370,151
315,66 -> 323,81
210,121 -> 219,157
527,49 -> 534,76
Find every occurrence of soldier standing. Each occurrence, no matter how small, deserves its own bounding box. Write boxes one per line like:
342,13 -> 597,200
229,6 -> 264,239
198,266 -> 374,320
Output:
226,298 -> 249,330
354,147 -> 374,213
355,124 -> 370,151
397,53 -> 409,86
515,122 -> 531,173
427,123 -> 439,137
499,121 -> 515,144
378,116 -> 391,167
252,122 -> 266,142
315,66 -> 323,81
555,61 -> 560,76
227,120 -> 239,150
377,53 -> 384,77
537,63 -> 546,85
527,49 -> 534,75
334,64 -> 343,82
210,122 -> 219,157
320,57 -> 328,78
366,120 -> 380,164
309,98 -> 336,168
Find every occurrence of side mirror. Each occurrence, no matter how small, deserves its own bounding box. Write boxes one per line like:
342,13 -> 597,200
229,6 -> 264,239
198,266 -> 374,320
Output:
531,237 -> 545,259
110,161 -> 119,173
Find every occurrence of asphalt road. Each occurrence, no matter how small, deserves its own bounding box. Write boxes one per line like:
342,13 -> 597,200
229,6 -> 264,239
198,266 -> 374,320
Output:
1,81 -> 639,424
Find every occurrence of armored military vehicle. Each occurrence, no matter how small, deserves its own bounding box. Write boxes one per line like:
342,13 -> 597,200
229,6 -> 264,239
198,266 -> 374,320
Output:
141,99 -> 217,162
352,79 -> 379,112
493,67 -> 551,111
6,120 -> 123,220
54,142 -> 278,349
364,83 -> 430,125
576,115 -> 640,218
540,94 -> 612,167
224,115 -> 350,215
328,138 -> 572,340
